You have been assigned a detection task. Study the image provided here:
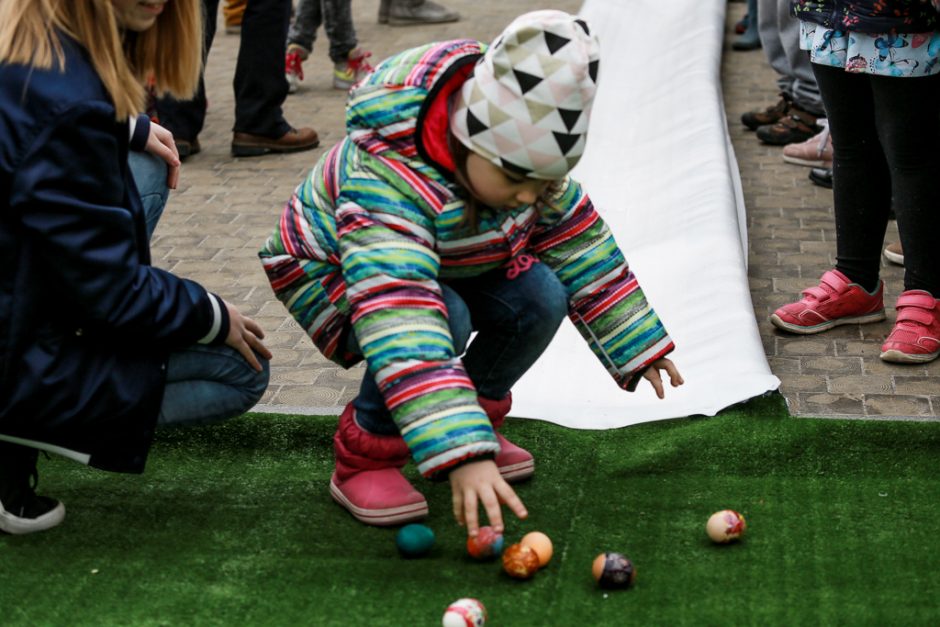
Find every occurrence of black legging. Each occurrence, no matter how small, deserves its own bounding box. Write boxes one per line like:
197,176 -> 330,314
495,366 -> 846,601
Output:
812,63 -> 940,296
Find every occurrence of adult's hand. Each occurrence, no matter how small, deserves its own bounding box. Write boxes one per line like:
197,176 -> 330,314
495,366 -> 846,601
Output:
223,300 -> 272,372
145,122 -> 181,190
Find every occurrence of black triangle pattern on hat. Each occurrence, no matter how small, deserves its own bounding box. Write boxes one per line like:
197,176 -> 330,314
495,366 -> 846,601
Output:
558,108 -> 581,132
543,31 -> 570,55
466,109 -> 488,136
553,131 -> 580,156
575,19 -> 590,35
589,59 -> 599,83
513,69 -> 543,95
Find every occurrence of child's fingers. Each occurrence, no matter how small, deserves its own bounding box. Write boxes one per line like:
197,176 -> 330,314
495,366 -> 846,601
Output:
647,370 -> 664,399
671,369 -> 684,387
463,490 -> 480,537
478,485 -> 504,534
496,481 -> 528,521
452,487 -> 465,527
663,360 -> 684,386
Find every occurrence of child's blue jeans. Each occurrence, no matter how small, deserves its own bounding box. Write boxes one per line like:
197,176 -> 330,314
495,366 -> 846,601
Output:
348,256 -> 569,436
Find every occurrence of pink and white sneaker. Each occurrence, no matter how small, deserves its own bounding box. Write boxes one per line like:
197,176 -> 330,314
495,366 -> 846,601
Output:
771,269 -> 885,334
880,290 -> 940,363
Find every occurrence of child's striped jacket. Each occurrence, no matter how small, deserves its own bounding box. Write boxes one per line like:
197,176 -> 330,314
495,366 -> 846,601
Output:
259,39 -> 674,479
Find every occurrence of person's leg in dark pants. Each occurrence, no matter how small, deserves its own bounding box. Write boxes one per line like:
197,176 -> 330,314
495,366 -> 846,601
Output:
811,63 -> 892,293
233,0 -> 292,139
155,0 -> 219,153
868,73 -> 940,295
229,0 -> 319,155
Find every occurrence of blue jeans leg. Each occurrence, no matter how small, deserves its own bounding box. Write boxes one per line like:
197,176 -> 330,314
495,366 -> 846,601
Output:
157,344 -> 270,427
128,151 -> 170,241
350,258 -> 568,435
451,259 -> 569,399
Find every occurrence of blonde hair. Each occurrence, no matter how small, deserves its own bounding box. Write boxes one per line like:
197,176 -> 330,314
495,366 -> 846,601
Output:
0,0 -> 202,120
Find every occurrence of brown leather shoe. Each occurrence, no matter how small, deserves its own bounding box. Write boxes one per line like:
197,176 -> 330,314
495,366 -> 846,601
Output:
756,106 -> 822,146
741,94 -> 791,131
231,126 -> 319,157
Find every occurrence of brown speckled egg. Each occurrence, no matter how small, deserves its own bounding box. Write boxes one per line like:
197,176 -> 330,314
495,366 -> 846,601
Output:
502,543 -> 540,579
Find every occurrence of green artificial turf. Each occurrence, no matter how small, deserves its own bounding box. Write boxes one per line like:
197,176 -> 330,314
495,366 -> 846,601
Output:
3,394 -> 940,626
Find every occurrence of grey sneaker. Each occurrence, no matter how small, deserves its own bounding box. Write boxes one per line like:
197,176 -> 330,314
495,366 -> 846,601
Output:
381,0 -> 460,25
0,442 -> 65,535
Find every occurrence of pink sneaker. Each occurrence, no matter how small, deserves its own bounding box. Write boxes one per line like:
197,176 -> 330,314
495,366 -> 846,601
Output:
880,290 -> 940,363
331,403 -> 428,526
782,126 -> 833,168
771,269 -> 885,334
478,394 -> 534,482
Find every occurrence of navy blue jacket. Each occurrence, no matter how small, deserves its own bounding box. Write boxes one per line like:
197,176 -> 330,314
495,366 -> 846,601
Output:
0,38 -> 228,473
792,0 -> 939,34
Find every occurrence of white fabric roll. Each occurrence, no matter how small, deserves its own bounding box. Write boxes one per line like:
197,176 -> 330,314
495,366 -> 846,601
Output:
512,0 -> 780,428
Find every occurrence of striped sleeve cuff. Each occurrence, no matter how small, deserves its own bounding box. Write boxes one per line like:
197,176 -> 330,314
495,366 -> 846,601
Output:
129,113 -> 151,152
197,293 -> 230,345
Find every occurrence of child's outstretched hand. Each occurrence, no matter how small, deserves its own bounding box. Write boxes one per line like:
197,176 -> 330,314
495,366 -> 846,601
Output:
642,357 -> 684,399
449,459 -> 528,538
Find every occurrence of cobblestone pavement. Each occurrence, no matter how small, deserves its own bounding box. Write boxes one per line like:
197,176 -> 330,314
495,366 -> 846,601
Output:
152,0 -> 938,420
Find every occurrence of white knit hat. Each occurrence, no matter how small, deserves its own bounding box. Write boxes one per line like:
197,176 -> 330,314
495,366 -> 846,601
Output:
451,10 -> 601,180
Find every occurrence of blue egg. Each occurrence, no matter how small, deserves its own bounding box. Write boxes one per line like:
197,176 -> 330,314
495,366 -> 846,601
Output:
395,523 -> 435,558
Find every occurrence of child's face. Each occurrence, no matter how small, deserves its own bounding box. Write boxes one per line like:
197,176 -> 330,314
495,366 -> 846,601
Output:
111,0 -> 165,32
463,153 -> 551,210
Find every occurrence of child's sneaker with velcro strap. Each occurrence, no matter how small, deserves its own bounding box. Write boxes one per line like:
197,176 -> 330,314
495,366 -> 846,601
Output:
880,290 -> 940,363
771,269 -> 886,334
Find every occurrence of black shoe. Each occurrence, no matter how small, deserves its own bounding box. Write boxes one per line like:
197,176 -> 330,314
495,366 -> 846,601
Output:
176,138 -> 201,160
809,167 -> 833,189
0,441 -> 65,535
